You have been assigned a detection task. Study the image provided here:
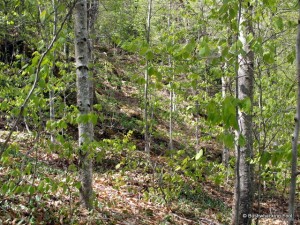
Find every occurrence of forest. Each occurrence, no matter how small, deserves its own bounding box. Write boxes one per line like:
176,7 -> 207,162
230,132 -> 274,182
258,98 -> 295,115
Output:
0,0 -> 300,224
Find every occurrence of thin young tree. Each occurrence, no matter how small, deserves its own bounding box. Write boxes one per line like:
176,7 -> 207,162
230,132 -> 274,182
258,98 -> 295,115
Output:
232,1 -> 254,224
168,0 -> 174,151
220,33 -> 231,168
50,0 -> 58,143
144,0 -> 153,153
288,1 -> 300,224
74,0 -> 94,209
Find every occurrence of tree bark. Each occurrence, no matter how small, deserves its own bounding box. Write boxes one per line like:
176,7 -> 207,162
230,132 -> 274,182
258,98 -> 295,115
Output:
288,1 -> 300,224
74,0 -> 94,210
232,2 -> 254,225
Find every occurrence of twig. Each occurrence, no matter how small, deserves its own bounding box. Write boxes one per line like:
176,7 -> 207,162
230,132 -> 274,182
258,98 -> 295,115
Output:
171,212 -> 198,224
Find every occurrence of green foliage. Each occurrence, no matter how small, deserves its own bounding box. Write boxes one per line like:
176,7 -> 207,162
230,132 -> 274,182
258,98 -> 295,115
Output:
0,0 -> 299,223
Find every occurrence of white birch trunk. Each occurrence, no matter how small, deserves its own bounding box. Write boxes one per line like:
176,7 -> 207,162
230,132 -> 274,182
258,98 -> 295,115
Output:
50,0 -> 57,143
144,0 -> 153,154
232,3 -> 254,225
74,0 -> 93,209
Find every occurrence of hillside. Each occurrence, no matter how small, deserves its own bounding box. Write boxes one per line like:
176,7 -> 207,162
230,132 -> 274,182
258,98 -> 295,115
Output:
0,43 -> 296,224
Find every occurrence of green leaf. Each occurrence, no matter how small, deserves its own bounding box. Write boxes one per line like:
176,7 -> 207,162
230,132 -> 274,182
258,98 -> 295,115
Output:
132,74 -> 146,85
222,96 -> 238,129
274,17 -> 284,30
90,113 -> 98,125
199,44 -> 210,57
175,166 -> 181,171
220,133 -> 235,148
2,183 -> 9,194
195,149 -> 204,160
74,181 -> 81,190
14,186 -> 23,194
207,101 -> 221,124
77,114 -> 89,124
260,151 -> 271,166
146,50 -> 154,60
57,120 -> 67,129
28,186 -> 35,195
271,152 -> 280,166
186,39 -> 196,51
175,40 -> 196,59
39,78 -> 46,88
94,104 -> 102,111
32,54 -> 41,66
148,66 -> 155,76
287,50 -> 295,64
229,7 -> 237,20
188,73 -> 199,80
263,51 -> 274,64
239,97 -> 252,113
38,181 -> 45,192
40,10 -> 47,23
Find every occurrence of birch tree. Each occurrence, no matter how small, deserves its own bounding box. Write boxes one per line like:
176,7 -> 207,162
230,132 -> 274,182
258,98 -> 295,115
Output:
168,0 -> 174,151
74,0 -> 94,209
232,2 -> 254,224
50,0 -> 57,143
144,0 -> 153,153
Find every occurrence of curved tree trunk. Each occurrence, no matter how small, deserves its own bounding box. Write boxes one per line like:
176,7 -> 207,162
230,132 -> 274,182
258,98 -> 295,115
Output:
74,0 -> 94,210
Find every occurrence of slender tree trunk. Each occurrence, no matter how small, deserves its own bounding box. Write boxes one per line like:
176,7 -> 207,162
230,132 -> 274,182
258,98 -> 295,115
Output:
168,0 -> 174,151
74,0 -> 94,210
144,0 -> 153,154
288,2 -> 300,224
50,0 -> 57,143
169,85 -> 174,150
195,99 -> 200,152
232,2 -> 254,225
62,15 -> 72,137
222,76 -> 230,167
221,30 -> 232,173
87,0 -> 99,105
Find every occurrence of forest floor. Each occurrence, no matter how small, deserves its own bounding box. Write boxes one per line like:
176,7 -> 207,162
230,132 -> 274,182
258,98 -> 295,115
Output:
0,131 -> 295,225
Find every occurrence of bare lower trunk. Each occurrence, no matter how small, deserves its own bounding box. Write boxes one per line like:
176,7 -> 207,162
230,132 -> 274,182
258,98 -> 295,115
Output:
144,61 -> 150,153
169,87 -> 174,150
74,0 -> 94,210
